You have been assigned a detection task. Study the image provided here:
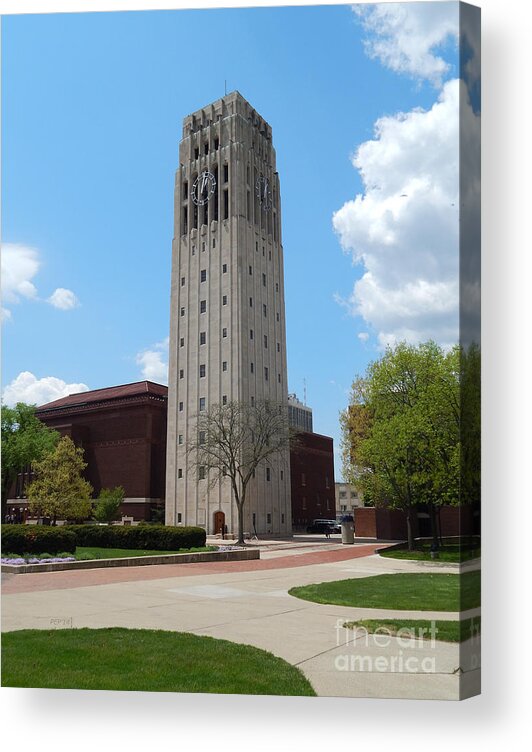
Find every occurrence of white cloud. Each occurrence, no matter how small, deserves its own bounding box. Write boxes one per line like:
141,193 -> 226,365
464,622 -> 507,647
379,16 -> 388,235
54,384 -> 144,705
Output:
333,78 -> 462,348
136,337 -> 169,384
354,2 -> 458,87
47,288 -> 80,310
1,244 -> 40,307
2,371 -> 89,407
357,332 -> 369,343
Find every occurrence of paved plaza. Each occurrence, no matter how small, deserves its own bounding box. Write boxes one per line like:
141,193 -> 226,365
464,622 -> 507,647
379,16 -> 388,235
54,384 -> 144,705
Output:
2,540 -> 481,700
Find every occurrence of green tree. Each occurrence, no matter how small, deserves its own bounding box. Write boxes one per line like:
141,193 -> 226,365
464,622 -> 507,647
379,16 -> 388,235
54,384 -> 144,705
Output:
27,436 -> 93,524
1,402 -> 59,519
187,400 -> 293,545
93,486 -> 125,524
340,342 -> 460,550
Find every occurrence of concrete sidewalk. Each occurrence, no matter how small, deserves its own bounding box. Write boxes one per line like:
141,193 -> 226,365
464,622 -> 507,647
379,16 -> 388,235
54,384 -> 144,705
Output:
1,551 -> 480,700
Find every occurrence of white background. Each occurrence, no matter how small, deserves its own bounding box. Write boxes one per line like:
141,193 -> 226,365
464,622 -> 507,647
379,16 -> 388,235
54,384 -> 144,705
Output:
1,1 -> 530,749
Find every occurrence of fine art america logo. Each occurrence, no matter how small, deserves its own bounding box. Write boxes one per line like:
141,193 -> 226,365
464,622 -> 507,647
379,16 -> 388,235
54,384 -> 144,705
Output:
333,619 -> 481,674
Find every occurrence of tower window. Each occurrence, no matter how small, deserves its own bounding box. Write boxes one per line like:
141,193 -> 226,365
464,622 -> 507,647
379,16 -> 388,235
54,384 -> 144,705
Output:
179,402 -> 184,412
266,468 -> 271,481
249,297 -> 253,307
281,470 -> 284,480
177,513 -> 182,523
263,304 -> 267,317
222,295 -> 227,306
199,364 -> 206,378
276,282 -> 279,292
202,241 -> 206,252
264,367 -> 269,381
277,342 -> 280,352
178,434 -> 183,445
194,147 -> 199,160
180,338 -> 185,348
269,249 -> 272,261
251,396 -> 255,406
222,263 -> 227,273
278,373 -> 281,383
276,312 -> 280,322
223,163 -> 229,183
256,241 -> 258,252
179,369 -> 184,379
213,238 -> 216,248
250,329 -> 253,340
178,468 -> 183,479
249,265 -> 252,275
222,395 -> 227,405
183,181 -> 188,199
223,189 -> 229,220
222,327 -> 227,338
181,276 -> 185,286
214,137 -> 219,150
200,300 -> 207,313
264,335 -> 268,348
262,273 -> 266,287
182,206 -> 188,235
199,430 -> 206,444
200,331 -> 206,345
267,513 -> 271,524
222,361 -> 227,372
200,269 -> 207,282
180,307 -> 185,317
199,466 -> 206,480
250,362 -> 254,373
199,398 -> 206,411
192,244 -> 196,255
204,142 -> 209,155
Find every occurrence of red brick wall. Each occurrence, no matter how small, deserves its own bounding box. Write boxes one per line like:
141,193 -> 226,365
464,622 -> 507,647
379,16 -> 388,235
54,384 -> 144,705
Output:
290,432 -> 335,528
354,505 -> 476,540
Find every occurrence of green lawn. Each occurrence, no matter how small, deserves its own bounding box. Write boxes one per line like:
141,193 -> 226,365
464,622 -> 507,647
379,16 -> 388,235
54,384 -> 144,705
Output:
1,628 -> 316,696
73,546 -> 216,560
380,542 -> 480,563
289,571 -> 480,611
343,617 -> 481,643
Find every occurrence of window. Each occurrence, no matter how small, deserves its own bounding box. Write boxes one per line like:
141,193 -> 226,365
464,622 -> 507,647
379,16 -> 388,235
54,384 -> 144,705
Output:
222,327 -> 227,338
198,466 -> 206,480
339,491 -> 347,499
278,373 -> 281,383
351,491 -> 358,499
199,364 -> 206,378
181,276 -> 185,287
183,182 -> 188,200
180,337 -> 185,348
200,269 -> 207,282
250,362 -> 254,373
250,297 -> 253,307
179,369 -> 184,379
204,142 -> 209,155
180,307 -> 185,317
269,249 -> 272,261
280,470 -> 284,480
177,513 -> 182,523
202,241 -> 206,252
264,334 -> 268,348
223,163 -> 229,183
281,513 -> 285,524
256,241 -> 258,252
178,434 -> 183,445
277,342 -> 280,352
223,189 -> 229,219
250,329 -> 254,340
200,300 -> 206,313
222,395 -> 227,405
200,331 -> 206,345
302,497 -> 307,510
301,473 -> 306,486
266,467 -> 271,481
222,361 -> 227,371
264,367 -> 269,381
212,238 -> 216,248
249,265 -> 252,275
262,273 -> 266,287
199,397 -> 206,411
262,246 -> 265,257
251,395 -> 255,406
179,401 -> 184,412
194,147 -> 199,160
178,468 -> 183,479
267,513 -> 271,524
192,245 -> 196,255
222,295 -> 227,306
325,476 -> 330,489
276,312 -> 280,322
199,430 -> 206,445
222,263 -> 227,273
275,282 -> 279,292
263,304 -> 267,317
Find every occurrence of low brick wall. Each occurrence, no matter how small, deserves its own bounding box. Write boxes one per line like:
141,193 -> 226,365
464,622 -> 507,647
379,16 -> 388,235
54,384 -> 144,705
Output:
1,547 -> 260,575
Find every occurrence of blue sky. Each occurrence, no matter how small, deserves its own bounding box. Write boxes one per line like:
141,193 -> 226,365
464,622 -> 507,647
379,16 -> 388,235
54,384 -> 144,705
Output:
2,2 -> 468,478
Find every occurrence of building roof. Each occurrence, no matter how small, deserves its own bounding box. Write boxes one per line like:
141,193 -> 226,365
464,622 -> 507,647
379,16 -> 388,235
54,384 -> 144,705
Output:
36,381 -> 168,412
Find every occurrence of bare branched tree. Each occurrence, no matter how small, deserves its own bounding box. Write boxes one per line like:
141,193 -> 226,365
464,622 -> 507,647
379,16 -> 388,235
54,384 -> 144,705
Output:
187,399 -> 294,544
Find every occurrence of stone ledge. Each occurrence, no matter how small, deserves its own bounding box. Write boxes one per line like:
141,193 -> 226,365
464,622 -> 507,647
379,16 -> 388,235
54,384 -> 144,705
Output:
1,547 -> 260,575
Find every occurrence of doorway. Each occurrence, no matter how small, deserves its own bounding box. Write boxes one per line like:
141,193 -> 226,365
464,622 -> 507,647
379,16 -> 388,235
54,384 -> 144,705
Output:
213,510 -> 225,535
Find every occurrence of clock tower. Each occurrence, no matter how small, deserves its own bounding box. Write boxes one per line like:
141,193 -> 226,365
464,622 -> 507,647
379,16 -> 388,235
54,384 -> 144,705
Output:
165,92 -> 291,536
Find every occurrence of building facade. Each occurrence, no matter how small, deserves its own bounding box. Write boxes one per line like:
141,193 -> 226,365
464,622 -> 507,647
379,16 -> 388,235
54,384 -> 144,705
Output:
288,393 -> 313,433
335,482 -> 364,515
166,92 -> 291,536
290,432 -> 335,529
28,382 -> 168,521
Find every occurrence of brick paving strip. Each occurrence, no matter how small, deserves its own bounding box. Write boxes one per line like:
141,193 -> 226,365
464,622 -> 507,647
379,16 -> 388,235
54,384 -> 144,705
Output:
1,543 -> 385,595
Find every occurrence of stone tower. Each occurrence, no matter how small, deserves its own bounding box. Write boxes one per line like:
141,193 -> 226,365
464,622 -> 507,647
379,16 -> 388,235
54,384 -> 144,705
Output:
166,92 -> 291,536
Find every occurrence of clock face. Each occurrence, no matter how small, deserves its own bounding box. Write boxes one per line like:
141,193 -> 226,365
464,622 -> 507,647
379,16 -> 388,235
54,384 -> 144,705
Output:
191,171 -> 216,206
256,176 -> 273,211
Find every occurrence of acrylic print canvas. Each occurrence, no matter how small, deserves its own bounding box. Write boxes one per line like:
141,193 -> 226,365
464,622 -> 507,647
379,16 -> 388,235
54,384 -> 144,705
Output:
1,1 -> 480,701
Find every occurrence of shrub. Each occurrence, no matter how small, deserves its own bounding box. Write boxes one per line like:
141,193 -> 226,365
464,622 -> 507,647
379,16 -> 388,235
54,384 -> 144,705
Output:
63,524 -> 206,551
1,525 -> 77,555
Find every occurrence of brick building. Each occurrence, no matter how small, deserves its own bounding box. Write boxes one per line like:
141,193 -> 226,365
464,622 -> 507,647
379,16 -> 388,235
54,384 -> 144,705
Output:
290,431 -> 335,530
25,381 -> 168,521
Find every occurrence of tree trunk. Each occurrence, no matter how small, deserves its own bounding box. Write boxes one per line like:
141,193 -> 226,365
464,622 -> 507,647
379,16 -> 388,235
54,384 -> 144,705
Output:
236,501 -> 245,546
406,507 -> 414,550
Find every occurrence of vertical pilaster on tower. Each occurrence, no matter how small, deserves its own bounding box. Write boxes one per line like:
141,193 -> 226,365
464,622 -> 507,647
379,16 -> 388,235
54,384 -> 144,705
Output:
166,91 -> 291,536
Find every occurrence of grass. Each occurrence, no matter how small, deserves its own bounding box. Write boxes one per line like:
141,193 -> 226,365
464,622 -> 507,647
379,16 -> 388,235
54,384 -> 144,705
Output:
343,617 -> 481,643
289,571 -> 480,612
380,542 -> 481,563
1,628 -> 316,696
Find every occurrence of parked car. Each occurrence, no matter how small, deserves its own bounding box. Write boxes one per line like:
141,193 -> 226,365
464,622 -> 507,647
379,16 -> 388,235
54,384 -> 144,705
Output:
306,519 -> 341,534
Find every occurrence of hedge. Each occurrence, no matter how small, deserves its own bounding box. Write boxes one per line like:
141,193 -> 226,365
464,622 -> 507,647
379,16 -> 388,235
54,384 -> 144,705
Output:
63,524 -> 206,551
1,525 -> 77,555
